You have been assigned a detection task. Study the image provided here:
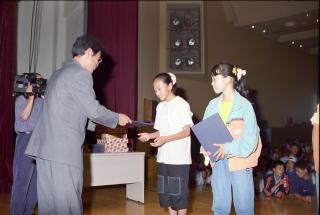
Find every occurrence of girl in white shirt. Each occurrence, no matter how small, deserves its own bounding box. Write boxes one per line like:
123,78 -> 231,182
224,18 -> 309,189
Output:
138,73 -> 193,215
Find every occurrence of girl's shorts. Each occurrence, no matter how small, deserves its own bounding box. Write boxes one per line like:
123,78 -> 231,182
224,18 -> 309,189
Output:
156,162 -> 190,210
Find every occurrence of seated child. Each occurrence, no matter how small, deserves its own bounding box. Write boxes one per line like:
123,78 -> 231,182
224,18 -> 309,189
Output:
280,143 -> 299,163
264,160 -> 289,198
272,148 -> 281,160
285,156 -> 297,189
290,160 -> 316,202
195,162 -> 212,186
195,162 -> 206,186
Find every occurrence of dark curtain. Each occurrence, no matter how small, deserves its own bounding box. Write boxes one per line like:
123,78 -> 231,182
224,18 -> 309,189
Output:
0,1 -> 17,194
87,1 -> 138,119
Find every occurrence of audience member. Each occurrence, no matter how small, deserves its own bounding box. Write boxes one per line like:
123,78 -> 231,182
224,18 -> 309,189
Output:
290,160 -> 316,203
195,162 -> 211,187
263,160 -> 289,198
285,156 -> 297,172
271,148 -> 281,161
280,143 -> 299,163
285,156 -> 297,189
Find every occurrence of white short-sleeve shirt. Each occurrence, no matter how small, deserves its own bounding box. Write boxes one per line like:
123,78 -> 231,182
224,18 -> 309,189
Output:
154,96 -> 194,165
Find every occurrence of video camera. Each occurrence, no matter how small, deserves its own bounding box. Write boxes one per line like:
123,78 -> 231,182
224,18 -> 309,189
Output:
13,73 -> 47,97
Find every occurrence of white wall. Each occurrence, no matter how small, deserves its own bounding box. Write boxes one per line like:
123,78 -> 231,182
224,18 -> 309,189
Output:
138,1 -> 318,127
137,1 -> 160,121
17,1 -> 85,79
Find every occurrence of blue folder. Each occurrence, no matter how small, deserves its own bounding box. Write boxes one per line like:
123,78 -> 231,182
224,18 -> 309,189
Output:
130,120 -> 153,127
191,113 -> 233,161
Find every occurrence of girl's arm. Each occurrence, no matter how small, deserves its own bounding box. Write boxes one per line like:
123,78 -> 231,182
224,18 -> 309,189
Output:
224,102 -> 259,157
151,126 -> 190,147
149,131 -> 160,139
138,131 -> 160,142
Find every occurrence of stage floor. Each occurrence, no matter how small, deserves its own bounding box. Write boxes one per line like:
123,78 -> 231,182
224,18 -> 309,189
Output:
0,184 -> 317,215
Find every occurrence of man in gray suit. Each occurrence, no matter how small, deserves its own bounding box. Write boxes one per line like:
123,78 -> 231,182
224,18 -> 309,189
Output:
25,35 -> 131,214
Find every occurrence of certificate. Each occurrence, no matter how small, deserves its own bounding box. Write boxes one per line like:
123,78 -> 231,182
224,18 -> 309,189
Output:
130,120 -> 153,127
191,113 -> 233,161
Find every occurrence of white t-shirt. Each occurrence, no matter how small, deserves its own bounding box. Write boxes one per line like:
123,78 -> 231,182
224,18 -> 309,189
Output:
154,96 -> 194,164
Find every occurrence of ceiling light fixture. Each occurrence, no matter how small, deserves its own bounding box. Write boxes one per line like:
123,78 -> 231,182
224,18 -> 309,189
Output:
262,29 -> 266,33
188,38 -> 196,47
172,18 -> 180,26
174,40 -> 182,47
317,19 -> 319,23
284,21 -> 296,27
299,44 -> 303,48
186,57 -> 195,66
174,58 -> 182,66
251,25 -> 255,29
291,41 -> 295,45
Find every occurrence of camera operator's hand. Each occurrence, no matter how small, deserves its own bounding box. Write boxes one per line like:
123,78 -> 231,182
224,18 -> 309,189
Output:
118,113 -> 132,126
26,84 -> 35,98
20,84 -> 35,120
26,84 -> 33,93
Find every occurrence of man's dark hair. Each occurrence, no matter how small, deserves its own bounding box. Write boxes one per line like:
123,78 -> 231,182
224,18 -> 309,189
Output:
295,160 -> 311,172
272,160 -> 284,169
72,35 -> 103,57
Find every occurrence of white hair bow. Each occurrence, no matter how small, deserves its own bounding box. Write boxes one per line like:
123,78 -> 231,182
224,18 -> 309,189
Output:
236,68 -> 246,81
168,73 -> 177,85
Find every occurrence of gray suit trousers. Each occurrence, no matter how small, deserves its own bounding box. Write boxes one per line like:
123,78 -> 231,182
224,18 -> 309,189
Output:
36,158 -> 83,215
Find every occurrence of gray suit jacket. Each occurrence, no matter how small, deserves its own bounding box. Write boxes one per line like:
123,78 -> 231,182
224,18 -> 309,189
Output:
25,60 -> 119,169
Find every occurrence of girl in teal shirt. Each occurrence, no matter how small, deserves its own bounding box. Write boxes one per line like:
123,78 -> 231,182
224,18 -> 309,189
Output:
203,62 -> 259,215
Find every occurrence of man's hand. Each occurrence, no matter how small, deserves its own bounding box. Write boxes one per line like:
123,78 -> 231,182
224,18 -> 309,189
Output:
118,113 -> 132,126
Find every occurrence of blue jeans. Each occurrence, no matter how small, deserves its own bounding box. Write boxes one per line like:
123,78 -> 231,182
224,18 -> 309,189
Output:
211,159 -> 254,215
10,133 -> 37,215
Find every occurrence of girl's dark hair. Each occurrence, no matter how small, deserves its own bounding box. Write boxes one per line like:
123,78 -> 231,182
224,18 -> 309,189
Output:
72,35 -> 103,57
153,73 -> 177,95
209,62 -> 249,98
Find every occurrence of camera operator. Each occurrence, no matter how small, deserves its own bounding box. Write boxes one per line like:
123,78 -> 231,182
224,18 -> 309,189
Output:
10,74 -> 44,215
